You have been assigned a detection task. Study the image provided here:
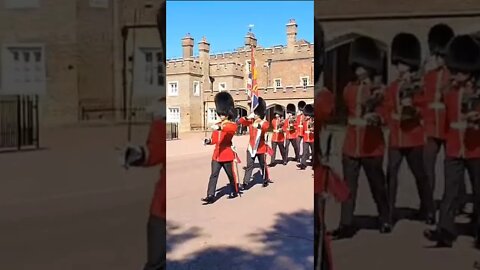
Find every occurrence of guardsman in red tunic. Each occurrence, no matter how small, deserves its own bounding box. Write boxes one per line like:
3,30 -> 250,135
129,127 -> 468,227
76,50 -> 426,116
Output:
268,105 -> 287,166
423,24 -> 455,199
331,37 -> 391,239
239,97 -> 271,188
296,101 -> 307,158
424,35 -> 480,248
385,33 -> 435,226
201,92 -> 239,204
297,104 -> 315,170
284,103 -> 300,163
123,97 -> 166,270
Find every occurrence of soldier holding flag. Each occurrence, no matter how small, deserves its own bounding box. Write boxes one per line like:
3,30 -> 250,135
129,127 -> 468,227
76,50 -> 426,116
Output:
239,97 -> 271,189
202,92 -> 240,204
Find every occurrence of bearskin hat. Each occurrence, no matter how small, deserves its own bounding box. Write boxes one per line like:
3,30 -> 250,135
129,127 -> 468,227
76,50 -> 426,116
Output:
214,92 -> 235,120
391,33 -> 422,71
314,17 -> 324,84
428,24 -> 454,56
349,36 -> 383,74
254,97 -> 267,119
304,104 -> 314,117
298,101 -> 306,112
445,34 -> 480,73
286,103 -> 296,115
274,104 -> 284,116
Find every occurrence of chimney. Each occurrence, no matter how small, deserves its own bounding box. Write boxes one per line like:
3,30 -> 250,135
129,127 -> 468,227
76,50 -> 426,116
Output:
198,36 -> 210,55
286,19 -> 297,48
245,32 -> 257,48
182,33 -> 194,59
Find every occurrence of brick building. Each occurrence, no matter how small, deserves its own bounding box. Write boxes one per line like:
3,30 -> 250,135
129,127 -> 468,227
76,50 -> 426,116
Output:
0,0 -> 163,127
316,0 -> 480,123
166,19 -> 314,133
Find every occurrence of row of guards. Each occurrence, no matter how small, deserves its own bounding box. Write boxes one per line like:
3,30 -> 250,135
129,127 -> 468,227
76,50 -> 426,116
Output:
0,95 -> 40,152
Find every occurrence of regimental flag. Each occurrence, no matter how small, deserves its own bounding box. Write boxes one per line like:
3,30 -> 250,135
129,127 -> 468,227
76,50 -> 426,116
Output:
248,46 -> 259,112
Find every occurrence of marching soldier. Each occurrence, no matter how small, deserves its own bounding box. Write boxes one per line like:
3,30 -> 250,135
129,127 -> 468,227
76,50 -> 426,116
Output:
331,36 -> 391,239
298,104 -> 315,170
202,92 -> 240,204
268,105 -> 287,166
122,97 -> 166,270
384,33 -> 435,226
424,35 -> 480,248
297,101 -> 307,158
285,103 -> 300,163
239,97 -> 272,188
423,24 -> 454,198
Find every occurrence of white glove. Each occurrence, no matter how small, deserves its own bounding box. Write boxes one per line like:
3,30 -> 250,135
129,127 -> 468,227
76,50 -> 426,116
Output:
247,113 -> 255,119
210,124 -> 221,130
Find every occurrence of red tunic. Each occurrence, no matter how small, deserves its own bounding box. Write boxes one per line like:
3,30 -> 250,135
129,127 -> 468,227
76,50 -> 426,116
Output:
210,121 -> 237,162
283,117 -> 297,139
422,66 -> 450,140
315,87 -> 335,127
303,118 -> 315,143
296,114 -> 306,137
144,118 -> 166,219
239,117 -> 270,154
271,118 -> 285,142
342,82 -> 386,157
444,85 -> 480,159
384,80 -> 426,148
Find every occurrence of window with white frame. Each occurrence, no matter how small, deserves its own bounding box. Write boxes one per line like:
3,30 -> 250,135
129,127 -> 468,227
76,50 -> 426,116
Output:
89,0 -> 109,8
245,60 -> 251,73
193,81 -> 200,96
141,48 -> 164,87
168,82 -> 178,96
301,77 -> 309,88
5,0 -> 39,9
167,107 -> 180,123
2,46 -> 46,94
219,82 -> 226,92
208,108 -> 218,122
274,79 -> 282,89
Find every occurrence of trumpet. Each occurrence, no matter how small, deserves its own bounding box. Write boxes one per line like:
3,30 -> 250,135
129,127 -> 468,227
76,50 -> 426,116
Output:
288,116 -> 296,131
308,118 -> 315,131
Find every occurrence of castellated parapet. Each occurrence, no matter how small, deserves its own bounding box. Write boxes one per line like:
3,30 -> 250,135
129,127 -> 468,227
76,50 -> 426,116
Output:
166,59 -> 203,76
210,62 -> 244,77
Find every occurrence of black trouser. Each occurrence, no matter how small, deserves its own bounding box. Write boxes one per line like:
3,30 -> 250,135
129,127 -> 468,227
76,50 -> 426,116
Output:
340,155 -> 389,226
387,146 -> 435,221
243,151 -> 269,184
144,215 -> 166,270
207,160 -> 237,196
439,157 -> 480,238
271,141 -> 287,163
285,138 -> 300,161
297,136 -> 304,156
301,142 -> 314,166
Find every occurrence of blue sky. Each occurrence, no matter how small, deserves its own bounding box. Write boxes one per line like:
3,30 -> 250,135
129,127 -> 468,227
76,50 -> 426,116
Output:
166,1 -> 313,59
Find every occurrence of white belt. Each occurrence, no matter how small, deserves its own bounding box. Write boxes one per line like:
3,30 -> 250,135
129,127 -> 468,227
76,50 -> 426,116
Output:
305,131 -> 313,134
299,125 -> 303,127
348,118 -> 367,126
450,122 -> 467,130
428,102 -> 445,109
273,129 -> 282,133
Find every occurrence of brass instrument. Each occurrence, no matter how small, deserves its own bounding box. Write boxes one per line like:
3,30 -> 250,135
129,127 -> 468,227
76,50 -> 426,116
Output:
288,116 -> 296,131
461,81 -> 480,129
399,59 -> 427,121
275,117 -> 285,133
361,76 -> 384,126
308,118 -> 315,131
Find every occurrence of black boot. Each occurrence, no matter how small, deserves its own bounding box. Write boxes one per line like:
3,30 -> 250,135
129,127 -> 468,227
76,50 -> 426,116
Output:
417,209 -> 436,225
242,181 -> 251,191
267,162 -> 276,167
331,225 -> 357,240
263,180 -> 272,187
201,195 -> 215,204
228,192 -> 238,199
379,222 -> 392,234
423,228 -> 454,247
475,227 -> 480,250
297,164 -> 306,170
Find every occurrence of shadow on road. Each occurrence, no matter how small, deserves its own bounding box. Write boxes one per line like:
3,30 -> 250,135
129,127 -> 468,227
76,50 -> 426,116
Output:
167,210 -> 313,270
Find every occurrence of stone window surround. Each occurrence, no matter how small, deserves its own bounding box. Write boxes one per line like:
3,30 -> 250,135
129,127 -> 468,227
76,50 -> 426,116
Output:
168,81 -> 179,96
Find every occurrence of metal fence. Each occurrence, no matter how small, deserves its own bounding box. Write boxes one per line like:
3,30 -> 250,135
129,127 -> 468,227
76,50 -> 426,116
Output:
0,95 -> 40,151
167,122 -> 178,140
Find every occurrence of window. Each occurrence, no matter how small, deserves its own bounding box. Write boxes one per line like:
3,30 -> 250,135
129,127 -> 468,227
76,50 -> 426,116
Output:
2,45 -> 46,94
167,107 -> 180,123
301,77 -> 309,89
193,81 -> 200,96
89,0 -> 109,8
208,108 -> 218,122
5,0 -> 39,9
274,79 -> 282,89
141,48 -> 164,87
245,60 -> 251,73
219,83 -> 226,92
168,82 -> 178,96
